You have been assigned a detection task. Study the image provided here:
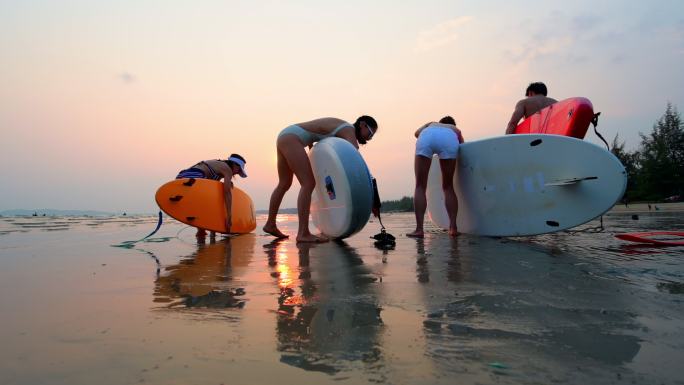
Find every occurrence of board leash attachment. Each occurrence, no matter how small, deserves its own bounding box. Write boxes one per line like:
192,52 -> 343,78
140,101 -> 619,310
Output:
140,210 -> 164,240
590,112 -> 609,150
370,177 -> 396,249
111,210 -> 164,248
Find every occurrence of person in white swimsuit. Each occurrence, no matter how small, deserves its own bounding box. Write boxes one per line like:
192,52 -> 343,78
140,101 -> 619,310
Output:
263,116 -> 379,243
408,116 -> 464,238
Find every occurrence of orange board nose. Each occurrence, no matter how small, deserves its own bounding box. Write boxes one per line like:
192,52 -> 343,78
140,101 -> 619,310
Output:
155,178 -> 256,234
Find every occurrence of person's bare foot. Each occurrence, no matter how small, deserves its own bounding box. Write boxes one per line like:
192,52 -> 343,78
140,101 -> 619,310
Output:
196,228 -> 207,238
263,224 -> 289,238
406,230 -> 424,238
296,233 -> 329,243
448,228 -> 459,237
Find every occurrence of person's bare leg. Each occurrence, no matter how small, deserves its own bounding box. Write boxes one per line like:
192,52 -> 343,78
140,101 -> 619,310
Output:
263,146 -> 293,238
196,228 -> 207,245
440,158 -> 459,237
277,136 -> 327,243
407,155 -> 432,238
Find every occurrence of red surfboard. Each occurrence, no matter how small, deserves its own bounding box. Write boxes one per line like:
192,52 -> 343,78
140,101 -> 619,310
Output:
515,97 -> 594,139
615,232 -> 684,246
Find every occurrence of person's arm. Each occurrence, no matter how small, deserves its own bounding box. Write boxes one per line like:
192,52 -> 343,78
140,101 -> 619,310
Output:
223,179 -> 233,233
336,126 -> 360,149
414,122 -> 433,138
455,128 -> 464,144
505,100 -> 526,134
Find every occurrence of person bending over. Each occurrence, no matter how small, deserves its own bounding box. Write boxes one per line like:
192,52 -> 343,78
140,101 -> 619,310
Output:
263,116 -> 379,243
408,116 -> 464,238
175,154 -> 247,238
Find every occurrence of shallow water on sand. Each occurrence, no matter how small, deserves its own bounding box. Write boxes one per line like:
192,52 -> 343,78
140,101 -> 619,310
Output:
0,212 -> 683,385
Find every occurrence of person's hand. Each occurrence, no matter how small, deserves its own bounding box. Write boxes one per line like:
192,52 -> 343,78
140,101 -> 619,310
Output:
372,207 -> 380,218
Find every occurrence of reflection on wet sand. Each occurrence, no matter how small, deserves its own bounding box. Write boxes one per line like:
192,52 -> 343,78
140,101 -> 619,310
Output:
417,235 -> 642,382
265,240 -> 384,376
1,212 -> 682,384
154,234 -> 256,308
413,236 -> 469,284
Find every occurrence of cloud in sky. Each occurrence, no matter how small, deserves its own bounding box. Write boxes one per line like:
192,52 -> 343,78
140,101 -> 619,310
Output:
503,35 -> 575,67
675,19 -> 684,52
414,16 -> 473,52
570,14 -> 602,33
500,11 -> 631,69
117,72 -> 137,84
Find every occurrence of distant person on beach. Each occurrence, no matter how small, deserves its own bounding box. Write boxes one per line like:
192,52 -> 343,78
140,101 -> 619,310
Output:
505,82 -> 558,134
176,154 -> 248,238
407,116 -> 464,238
263,116 -> 379,243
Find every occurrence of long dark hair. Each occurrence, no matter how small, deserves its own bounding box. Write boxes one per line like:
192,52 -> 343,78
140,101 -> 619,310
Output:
354,115 -> 378,145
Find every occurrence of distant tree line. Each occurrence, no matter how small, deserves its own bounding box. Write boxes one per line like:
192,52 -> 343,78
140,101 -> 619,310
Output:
612,102 -> 684,201
380,196 -> 414,212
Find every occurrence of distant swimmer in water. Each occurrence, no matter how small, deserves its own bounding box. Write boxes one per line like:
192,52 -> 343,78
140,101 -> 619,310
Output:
505,82 -> 558,135
408,116 -> 464,238
175,154 -> 248,238
263,116 -> 380,243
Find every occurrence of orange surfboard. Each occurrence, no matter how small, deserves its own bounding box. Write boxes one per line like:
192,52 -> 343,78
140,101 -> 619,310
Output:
155,178 -> 256,234
515,97 -> 594,139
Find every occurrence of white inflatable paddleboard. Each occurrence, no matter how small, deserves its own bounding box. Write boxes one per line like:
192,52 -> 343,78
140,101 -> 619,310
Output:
310,137 -> 373,239
426,134 -> 627,236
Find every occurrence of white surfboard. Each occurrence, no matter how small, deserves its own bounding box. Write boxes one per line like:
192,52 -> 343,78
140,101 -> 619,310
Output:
310,137 -> 373,239
426,134 -> 627,236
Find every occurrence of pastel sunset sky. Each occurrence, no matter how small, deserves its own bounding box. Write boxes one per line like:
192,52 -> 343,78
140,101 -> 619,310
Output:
2,0 -> 683,213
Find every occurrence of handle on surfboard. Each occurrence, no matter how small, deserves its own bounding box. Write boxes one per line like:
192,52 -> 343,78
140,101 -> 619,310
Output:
169,195 -> 183,202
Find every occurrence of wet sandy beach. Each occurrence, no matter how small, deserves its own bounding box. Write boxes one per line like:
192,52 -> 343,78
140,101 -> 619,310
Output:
0,212 -> 683,385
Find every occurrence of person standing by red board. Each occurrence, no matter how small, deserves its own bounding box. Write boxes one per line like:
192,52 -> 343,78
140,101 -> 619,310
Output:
505,82 -> 558,134
175,154 -> 248,238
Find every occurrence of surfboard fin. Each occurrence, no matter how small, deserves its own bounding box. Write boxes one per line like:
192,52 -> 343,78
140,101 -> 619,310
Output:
545,176 -> 597,186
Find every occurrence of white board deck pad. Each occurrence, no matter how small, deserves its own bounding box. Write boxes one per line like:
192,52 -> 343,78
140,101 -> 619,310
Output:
310,137 -> 373,239
426,134 -> 627,236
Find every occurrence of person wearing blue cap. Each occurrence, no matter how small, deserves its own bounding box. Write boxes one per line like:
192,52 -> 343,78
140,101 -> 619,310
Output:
175,154 -> 248,238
